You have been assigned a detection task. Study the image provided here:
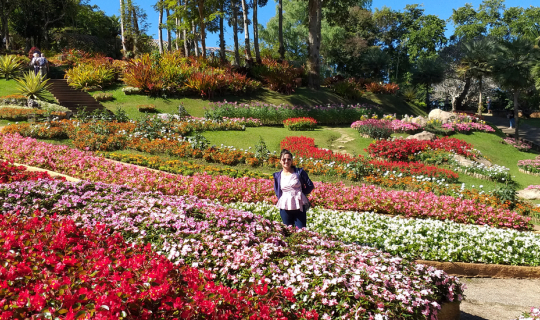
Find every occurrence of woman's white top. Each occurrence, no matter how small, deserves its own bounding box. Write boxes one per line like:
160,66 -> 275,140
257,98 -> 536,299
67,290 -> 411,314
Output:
276,172 -> 309,211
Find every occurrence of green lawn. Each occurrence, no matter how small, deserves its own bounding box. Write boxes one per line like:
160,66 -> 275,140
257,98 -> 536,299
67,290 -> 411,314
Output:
0,78 -> 57,103
453,132 -> 540,190
522,117 -> 540,128
95,84 -> 428,119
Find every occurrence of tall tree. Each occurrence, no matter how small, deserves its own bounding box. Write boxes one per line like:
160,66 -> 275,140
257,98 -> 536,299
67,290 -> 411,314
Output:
240,0 -> 252,62
411,55 -> 445,107
306,0 -> 322,89
231,0 -> 241,65
458,38 -> 496,115
252,0 -> 268,63
166,8 -> 172,51
197,0 -> 206,57
156,0 -> 164,53
278,0 -> 284,60
0,0 -> 17,50
495,38 -> 539,139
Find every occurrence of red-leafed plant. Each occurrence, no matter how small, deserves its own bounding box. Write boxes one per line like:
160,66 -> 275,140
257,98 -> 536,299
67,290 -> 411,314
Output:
0,211 -> 314,319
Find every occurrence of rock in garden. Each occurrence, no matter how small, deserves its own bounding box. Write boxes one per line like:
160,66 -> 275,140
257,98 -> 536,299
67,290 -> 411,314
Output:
476,157 -> 492,167
428,109 -> 455,124
409,116 -> 427,126
517,189 -> 540,200
406,131 -> 436,141
453,154 -> 475,167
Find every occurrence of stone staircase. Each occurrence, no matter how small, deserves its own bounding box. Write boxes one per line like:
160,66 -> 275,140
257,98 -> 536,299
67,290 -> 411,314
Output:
47,79 -> 107,114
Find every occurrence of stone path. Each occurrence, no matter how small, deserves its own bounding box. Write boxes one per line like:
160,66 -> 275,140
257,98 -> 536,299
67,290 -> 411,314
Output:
484,114 -> 540,150
461,278 -> 540,320
327,127 -> 355,156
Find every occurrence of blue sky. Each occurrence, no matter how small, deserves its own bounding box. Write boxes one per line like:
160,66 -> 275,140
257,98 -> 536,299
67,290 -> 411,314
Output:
88,0 -> 532,48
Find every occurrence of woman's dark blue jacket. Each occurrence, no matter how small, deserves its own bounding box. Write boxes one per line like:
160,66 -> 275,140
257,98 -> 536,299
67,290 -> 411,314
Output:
273,167 -> 314,199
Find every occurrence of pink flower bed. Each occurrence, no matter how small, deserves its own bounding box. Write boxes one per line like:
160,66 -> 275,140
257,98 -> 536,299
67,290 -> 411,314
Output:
0,133 -> 531,230
350,119 -> 422,133
441,122 -> 495,133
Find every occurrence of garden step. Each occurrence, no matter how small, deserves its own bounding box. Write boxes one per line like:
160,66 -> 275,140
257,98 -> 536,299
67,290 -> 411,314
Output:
48,79 -> 108,115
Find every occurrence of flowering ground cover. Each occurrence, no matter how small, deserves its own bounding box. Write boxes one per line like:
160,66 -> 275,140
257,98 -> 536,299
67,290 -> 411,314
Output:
516,307 -> 540,320
366,138 -> 477,161
0,160 -> 64,183
518,156 -> 540,174
351,115 -> 494,135
0,211 -> 302,319
0,179 -> 464,319
204,101 -> 381,125
227,202 -> 540,266
503,137 -> 532,151
441,122 -> 495,133
282,136 -> 459,181
351,119 -> 422,134
102,152 -> 273,179
0,134 -> 531,230
283,117 -> 318,131
449,161 -> 511,183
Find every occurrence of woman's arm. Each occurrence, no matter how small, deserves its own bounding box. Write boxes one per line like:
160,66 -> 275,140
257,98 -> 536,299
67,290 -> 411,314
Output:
299,169 -> 314,195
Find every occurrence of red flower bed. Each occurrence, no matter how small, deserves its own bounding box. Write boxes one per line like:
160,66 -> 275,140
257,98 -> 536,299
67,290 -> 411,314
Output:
283,117 -> 318,131
0,211 -> 312,320
281,136 -> 458,180
0,160 -> 64,183
280,136 -> 357,163
370,160 -> 459,181
366,137 -> 475,161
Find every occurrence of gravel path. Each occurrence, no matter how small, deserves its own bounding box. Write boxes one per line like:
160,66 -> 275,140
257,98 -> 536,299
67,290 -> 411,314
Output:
460,278 -> 540,320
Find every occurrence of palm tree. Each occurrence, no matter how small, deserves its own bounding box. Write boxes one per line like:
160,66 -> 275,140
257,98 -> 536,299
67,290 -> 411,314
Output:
458,38 -> 496,115
411,55 -> 445,108
495,38 -> 540,139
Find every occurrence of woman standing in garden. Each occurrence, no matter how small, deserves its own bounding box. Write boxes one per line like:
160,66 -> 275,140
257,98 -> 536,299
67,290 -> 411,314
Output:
273,149 -> 314,229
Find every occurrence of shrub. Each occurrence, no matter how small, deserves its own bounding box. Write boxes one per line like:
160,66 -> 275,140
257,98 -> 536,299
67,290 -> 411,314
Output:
332,78 -> 362,99
503,137 -> 532,151
283,117 -> 317,131
252,57 -> 302,94
0,55 -> 23,80
205,101 -> 381,125
0,94 -> 27,106
122,86 -> 141,95
138,104 -> 157,112
123,54 -> 165,95
37,101 -> 70,113
364,82 -> 385,94
93,92 -> 114,101
0,106 -> 65,121
65,59 -> 117,90
352,119 -> 393,139
15,72 -> 51,101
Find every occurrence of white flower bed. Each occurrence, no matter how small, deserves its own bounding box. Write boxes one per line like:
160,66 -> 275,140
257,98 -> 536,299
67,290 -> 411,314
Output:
226,202 -> 540,266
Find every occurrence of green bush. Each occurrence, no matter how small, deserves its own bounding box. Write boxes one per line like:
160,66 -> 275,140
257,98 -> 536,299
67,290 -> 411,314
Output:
65,58 -> 117,90
93,93 -> 114,101
205,101 -> 381,125
15,72 -> 51,101
356,120 -> 393,139
0,55 -> 23,80
250,58 -> 302,95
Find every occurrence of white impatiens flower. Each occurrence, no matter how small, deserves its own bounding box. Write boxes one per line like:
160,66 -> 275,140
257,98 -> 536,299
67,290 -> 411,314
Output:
225,202 -> 540,266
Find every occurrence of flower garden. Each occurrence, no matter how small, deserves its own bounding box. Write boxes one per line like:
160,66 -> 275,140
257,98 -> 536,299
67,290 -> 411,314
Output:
2,50 -> 540,319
